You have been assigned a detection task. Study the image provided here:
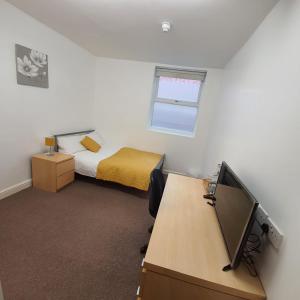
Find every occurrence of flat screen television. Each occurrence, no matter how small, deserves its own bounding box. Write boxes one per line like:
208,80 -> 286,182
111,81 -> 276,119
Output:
214,162 -> 258,270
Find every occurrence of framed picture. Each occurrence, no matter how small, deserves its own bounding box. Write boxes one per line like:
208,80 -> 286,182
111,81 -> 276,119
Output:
15,44 -> 49,88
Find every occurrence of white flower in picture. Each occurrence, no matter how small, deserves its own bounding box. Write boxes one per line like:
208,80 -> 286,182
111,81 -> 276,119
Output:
15,44 -> 49,88
30,49 -> 47,67
17,55 -> 39,78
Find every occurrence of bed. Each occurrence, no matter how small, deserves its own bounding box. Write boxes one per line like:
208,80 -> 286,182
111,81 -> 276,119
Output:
53,130 -> 165,191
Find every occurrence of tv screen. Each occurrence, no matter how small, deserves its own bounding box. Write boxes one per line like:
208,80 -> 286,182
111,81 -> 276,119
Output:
214,162 -> 258,270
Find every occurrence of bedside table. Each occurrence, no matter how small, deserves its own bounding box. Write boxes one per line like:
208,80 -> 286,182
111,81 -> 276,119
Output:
32,153 -> 75,192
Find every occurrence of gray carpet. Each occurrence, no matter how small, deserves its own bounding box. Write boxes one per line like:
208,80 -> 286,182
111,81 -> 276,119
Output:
0,178 -> 152,300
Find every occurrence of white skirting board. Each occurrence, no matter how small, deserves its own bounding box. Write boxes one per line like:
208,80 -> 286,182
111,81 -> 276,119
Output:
163,169 -> 199,178
0,179 -> 32,201
163,169 -> 186,176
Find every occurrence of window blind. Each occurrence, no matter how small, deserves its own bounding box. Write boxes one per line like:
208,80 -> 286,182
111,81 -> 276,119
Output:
155,67 -> 207,81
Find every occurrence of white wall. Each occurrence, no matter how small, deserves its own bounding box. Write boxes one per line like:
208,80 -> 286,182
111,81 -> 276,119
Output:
203,1 -> 300,298
93,57 -> 223,176
1,0 -> 298,297
0,0 -> 224,191
0,0 -> 95,192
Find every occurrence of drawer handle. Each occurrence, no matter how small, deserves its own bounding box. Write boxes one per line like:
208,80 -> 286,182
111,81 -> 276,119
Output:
141,258 -> 144,267
136,286 -> 140,296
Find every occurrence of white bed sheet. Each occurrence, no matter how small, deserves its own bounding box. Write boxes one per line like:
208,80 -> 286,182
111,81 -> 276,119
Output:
74,143 -> 122,178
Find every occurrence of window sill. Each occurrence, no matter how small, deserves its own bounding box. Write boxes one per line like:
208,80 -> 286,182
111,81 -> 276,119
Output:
148,126 -> 195,138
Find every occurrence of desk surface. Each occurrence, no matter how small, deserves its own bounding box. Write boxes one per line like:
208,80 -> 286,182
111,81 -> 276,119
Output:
145,174 -> 266,300
32,152 -> 73,163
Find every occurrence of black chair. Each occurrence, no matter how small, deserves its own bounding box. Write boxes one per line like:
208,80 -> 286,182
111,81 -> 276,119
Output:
140,169 -> 166,254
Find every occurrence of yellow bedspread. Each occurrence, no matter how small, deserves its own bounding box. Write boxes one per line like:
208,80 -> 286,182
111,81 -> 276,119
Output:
96,147 -> 162,191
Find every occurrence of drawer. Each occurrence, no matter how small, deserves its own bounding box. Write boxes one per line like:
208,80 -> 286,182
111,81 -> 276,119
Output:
56,159 -> 74,176
57,171 -> 74,190
141,270 -> 245,300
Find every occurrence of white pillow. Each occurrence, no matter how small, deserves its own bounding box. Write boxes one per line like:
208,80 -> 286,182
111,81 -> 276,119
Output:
87,131 -> 105,146
57,134 -> 86,154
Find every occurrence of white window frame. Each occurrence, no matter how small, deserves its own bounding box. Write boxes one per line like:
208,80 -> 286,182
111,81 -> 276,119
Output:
149,67 -> 207,137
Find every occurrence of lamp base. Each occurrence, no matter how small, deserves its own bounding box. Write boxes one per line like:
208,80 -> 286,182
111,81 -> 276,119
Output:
45,152 -> 55,156
45,145 -> 55,156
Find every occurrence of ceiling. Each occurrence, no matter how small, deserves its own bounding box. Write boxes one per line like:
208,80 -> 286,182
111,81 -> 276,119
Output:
7,0 -> 278,68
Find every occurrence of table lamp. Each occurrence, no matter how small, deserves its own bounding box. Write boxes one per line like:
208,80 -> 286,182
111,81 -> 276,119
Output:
45,137 -> 55,156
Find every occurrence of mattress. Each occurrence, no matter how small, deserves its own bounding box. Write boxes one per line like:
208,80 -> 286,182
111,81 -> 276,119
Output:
73,143 -> 122,177
96,147 -> 163,191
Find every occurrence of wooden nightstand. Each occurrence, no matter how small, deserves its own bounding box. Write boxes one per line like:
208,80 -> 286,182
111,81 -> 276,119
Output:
32,153 -> 75,192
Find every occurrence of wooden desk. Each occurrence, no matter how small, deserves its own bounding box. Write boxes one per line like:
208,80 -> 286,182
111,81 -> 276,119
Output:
138,174 -> 266,300
0,281 -> 4,300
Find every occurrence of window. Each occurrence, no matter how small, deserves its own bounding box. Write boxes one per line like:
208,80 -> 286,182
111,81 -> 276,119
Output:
150,67 -> 206,136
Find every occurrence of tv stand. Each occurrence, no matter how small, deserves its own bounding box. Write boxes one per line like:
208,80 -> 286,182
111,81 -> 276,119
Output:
137,174 -> 266,300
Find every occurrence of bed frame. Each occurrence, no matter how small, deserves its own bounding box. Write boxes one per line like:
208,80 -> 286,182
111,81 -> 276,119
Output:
53,129 -> 95,152
52,130 -> 165,189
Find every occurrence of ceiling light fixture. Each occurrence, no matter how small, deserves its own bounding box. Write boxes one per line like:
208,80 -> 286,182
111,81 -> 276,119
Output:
161,21 -> 171,32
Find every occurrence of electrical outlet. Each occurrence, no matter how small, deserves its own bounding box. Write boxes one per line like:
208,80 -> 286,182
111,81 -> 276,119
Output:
255,205 -> 269,225
266,217 -> 284,249
255,205 -> 284,249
